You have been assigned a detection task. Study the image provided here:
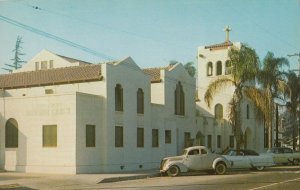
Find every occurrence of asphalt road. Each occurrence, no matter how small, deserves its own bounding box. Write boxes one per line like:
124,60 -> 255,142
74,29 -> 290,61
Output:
97,166 -> 300,190
0,166 -> 299,190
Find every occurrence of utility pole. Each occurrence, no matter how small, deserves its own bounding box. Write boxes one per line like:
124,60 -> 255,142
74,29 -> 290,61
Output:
2,36 -> 25,72
288,52 -> 300,151
275,104 -> 279,147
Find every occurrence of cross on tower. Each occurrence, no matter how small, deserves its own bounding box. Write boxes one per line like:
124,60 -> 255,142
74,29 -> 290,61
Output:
223,26 -> 232,43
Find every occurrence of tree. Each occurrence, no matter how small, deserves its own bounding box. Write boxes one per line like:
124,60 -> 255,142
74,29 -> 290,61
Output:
244,52 -> 289,149
2,36 -> 25,72
285,71 -> 300,150
184,62 -> 196,77
204,44 -> 259,153
169,60 -> 196,77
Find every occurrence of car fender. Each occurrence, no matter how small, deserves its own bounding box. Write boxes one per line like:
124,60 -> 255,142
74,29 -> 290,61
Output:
212,157 -> 231,169
166,162 -> 188,173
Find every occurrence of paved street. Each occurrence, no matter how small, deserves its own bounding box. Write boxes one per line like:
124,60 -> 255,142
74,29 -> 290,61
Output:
0,166 -> 299,190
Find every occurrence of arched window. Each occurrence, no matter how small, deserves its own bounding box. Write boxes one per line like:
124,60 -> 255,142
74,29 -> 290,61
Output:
216,61 -> 222,75
115,84 -> 123,111
225,60 -> 232,75
214,104 -> 223,120
175,82 -> 185,115
137,88 -> 144,114
207,62 -> 213,76
5,118 -> 18,148
246,104 -> 250,119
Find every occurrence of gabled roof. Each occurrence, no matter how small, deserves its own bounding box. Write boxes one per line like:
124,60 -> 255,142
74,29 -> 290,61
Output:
204,41 -> 233,50
142,65 -> 173,83
0,64 -> 102,89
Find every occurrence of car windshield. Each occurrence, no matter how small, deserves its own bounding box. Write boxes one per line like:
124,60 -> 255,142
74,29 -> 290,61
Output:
226,150 -> 237,156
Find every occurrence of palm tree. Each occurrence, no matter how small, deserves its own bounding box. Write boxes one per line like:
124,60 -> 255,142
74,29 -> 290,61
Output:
244,52 -> 289,149
204,44 -> 259,153
285,71 -> 300,150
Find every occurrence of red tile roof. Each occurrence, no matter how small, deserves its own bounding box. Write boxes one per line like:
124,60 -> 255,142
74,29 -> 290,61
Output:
0,64 -> 102,89
205,41 -> 233,50
143,65 -> 172,83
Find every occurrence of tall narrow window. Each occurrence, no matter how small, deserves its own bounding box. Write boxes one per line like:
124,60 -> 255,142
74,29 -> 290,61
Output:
165,130 -> 171,144
115,126 -> 123,147
215,104 -> 223,120
175,82 -> 185,115
137,128 -> 144,147
216,61 -> 222,75
43,125 -> 57,147
137,88 -> 144,114
207,62 -> 213,76
152,129 -> 159,147
86,125 -> 96,147
5,118 -> 18,148
207,135 -> 212,149
115,84 -> 123,111
225,60 -> 232,75
229,135 -> 234,148
246,104 -> 250,119
184,132 -> 191,148
217,135 -> 221,148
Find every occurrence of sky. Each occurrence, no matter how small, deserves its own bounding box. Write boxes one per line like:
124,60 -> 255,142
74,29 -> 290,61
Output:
0,0 -> 299,74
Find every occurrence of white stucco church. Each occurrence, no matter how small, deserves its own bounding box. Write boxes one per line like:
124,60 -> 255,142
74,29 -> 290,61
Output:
0,31 -> 264,174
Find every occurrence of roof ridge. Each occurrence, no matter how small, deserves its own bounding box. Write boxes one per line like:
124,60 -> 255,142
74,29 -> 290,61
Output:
142,65 -> 171,70
56,54 -> 93,64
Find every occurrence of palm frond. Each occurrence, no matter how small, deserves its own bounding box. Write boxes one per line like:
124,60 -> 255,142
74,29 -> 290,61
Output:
243,87 -> 270,121
204,76 -> 234,107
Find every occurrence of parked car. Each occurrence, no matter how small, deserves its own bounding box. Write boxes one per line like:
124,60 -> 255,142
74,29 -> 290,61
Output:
266,147 -> 300,165
160,146 -> 231,176
223,149 -> 274,171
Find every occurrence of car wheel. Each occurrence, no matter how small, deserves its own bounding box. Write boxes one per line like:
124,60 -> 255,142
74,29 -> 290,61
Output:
167,165 -> 180,177
293,159 -> 299,165
215,162 -> 226,175
255,166 -> 265,171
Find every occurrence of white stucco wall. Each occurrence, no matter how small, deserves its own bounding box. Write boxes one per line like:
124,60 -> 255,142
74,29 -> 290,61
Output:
103,59 -> 154,172
150,82 -> 165,105
0,93 -> 77,174
75,92 -> 104,173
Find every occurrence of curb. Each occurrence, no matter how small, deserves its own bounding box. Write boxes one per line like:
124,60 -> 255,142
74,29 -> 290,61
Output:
98,173 -> 160,183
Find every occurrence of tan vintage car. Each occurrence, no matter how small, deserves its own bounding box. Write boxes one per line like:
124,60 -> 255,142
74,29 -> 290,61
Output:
160,146 -> 231,176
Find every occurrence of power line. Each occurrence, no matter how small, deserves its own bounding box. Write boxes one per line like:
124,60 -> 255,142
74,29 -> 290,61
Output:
0,14 -> 114,61
225,1 -> 299,52
11,1 -> 191,50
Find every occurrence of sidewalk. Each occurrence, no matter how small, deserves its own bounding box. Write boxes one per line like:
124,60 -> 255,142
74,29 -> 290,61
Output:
0,169 -> 161,189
